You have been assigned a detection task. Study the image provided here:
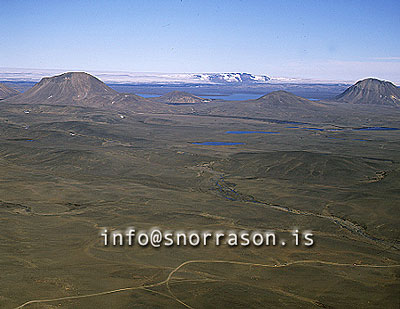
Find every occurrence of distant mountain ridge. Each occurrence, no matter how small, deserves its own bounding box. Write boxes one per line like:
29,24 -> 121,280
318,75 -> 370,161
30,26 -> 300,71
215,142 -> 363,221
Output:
4,72 -> 399,117
335,78 -> 400,106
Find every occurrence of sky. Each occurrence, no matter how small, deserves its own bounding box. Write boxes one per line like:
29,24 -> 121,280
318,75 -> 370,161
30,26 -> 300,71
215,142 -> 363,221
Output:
1,0 -> 399,82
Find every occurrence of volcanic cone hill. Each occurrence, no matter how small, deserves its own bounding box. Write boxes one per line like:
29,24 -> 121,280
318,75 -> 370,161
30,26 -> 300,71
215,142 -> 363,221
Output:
150,91 -> 210,104
0,82 -> 20,100
108,92 -> 169,113
255,90 -> 321,107
4,72 -> 118,106
3,72 -> 158,112
335,78 -> 400,106
192,90 -> 329,122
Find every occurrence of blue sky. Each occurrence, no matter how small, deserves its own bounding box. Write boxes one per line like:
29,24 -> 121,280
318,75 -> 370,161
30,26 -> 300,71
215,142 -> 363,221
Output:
1,0 -> 399,81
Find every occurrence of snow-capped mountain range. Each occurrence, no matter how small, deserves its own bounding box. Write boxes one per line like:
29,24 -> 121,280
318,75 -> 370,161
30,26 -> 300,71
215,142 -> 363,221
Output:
193,73 -> 270,84
0,69 -> 270,85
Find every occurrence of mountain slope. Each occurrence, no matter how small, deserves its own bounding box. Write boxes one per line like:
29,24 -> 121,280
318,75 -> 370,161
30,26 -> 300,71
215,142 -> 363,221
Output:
0,82 -> 20,100
335,78 -> 400,106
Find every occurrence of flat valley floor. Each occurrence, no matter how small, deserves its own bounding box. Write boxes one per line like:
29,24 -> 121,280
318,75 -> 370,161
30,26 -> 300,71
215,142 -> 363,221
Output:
0,102 -> 399,308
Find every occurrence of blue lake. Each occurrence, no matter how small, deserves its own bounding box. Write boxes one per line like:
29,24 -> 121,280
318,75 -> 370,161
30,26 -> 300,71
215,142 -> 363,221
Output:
137,93 -> 161,98
225,131 -> 280,134
326,136 -> 343,140
354,127 -> 399,131
304,128 -> 324,131
192,142 -> 245,146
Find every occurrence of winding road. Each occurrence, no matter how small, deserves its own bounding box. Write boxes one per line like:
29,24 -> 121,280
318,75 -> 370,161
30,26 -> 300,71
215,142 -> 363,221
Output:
14,259 -> 400,308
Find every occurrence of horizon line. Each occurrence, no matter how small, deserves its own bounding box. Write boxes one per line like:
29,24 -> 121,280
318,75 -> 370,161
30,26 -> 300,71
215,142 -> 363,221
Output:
0,67 -> 399,86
